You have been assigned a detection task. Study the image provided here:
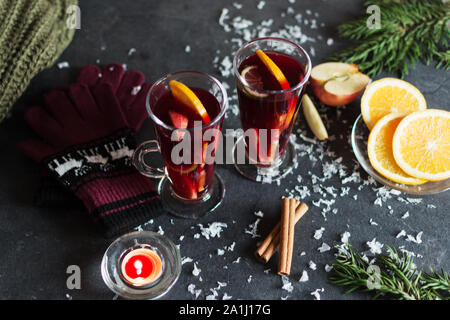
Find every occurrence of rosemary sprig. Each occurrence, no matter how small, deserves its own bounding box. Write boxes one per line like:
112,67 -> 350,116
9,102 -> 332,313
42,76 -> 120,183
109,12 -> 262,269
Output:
329,0 -> 450,78
329,243 -> 450,300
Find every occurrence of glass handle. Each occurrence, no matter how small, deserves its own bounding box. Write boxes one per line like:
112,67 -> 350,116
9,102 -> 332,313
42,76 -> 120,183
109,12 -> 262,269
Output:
132,140 -> 166,179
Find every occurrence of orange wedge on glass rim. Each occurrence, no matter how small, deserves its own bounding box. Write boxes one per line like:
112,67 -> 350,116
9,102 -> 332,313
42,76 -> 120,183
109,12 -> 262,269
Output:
169,80 -> 211,123
367,113 -> 427,185
255,49 -> 290,90
392,109 -> 450,181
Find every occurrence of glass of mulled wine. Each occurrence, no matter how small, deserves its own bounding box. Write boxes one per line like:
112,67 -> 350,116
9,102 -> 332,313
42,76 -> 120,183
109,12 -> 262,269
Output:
132,71 -> 227,219
232,37 -> 311,182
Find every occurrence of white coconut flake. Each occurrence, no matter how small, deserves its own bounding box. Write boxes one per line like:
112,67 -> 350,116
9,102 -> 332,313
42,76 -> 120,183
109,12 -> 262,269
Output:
192,262 -> 201,277
182,257 -> 193,265
396,230 -> 407,238
299,270 -> 309,282
281,276 -> 294,292
197,222 -> 227,240
325,264 -> 333,272
309,260 -> 317,270
187,284 -> 202,299
318,242 -> 331,253
341,231 -> 351,243
311,288 -> 324,300
57,61 -> 70,69
245,218 -> 261,238
185,45 -> 191,53
128,48 -> 136,56
367,238 -> 384,255
406,231 -> 423,244
313,227 -> 325,240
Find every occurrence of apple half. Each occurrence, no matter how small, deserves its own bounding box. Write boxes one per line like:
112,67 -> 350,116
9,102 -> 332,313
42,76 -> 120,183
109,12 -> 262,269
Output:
310,62 -> 370,107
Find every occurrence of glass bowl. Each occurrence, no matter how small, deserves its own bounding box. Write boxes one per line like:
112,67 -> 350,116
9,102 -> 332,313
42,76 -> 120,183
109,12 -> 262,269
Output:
351,114 -> 450,195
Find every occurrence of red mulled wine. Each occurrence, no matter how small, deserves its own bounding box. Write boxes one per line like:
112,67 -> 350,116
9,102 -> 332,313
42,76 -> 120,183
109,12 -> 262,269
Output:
236,51 -> 306,166
152,88 -> 221,200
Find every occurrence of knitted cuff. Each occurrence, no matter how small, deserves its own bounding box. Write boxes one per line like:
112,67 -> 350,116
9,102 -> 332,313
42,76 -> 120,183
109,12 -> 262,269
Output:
75,169 -> 164,237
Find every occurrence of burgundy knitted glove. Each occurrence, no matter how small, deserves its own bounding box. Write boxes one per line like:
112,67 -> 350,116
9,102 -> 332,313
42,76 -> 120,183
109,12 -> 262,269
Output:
19,80 -> 163,237
34,63 -> 152,208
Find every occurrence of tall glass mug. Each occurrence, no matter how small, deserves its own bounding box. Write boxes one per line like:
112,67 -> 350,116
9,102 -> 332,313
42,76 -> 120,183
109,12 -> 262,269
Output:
232,37 -> 311,182
132,71 -> 227,219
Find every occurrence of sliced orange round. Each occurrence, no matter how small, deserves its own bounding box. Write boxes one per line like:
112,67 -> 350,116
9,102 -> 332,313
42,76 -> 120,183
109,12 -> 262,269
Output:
392,109 -> 450,181
367,113 -> 427,185
169,80 -> 211,123
240,65 -> 268,98
255,49 -> 290,90
361,78 -> 426,130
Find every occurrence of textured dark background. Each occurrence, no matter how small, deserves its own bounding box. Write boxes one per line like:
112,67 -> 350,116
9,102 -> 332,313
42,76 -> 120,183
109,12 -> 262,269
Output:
0,0 -> 448,300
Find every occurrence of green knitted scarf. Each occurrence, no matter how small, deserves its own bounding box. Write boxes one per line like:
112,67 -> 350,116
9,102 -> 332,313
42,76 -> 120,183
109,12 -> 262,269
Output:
0,0 -> 77,123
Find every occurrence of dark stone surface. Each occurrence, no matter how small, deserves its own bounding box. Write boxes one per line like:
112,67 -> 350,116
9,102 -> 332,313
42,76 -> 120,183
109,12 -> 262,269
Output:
0,0 -> 448,300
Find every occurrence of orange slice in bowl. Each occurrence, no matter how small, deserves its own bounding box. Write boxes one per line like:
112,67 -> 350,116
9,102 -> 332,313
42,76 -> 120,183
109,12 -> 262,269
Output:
392,109 -> 450,181
255,49 -> 290,90
361,78 -> 426,130
368,113 -> 427,185
169,80 -> 211,123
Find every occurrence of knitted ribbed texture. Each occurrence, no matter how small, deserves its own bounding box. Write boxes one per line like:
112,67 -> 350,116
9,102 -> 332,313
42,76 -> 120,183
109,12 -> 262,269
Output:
0,0 -> 77,122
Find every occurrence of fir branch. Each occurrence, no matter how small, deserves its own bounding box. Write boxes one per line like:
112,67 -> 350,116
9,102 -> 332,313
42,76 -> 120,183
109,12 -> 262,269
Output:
329,0 -> 450,78
329,243 -> 450,300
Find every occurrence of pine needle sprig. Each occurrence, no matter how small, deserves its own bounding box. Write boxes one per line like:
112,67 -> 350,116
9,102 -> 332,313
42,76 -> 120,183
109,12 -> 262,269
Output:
329,0 -> 450,78
329,243 -> 450,300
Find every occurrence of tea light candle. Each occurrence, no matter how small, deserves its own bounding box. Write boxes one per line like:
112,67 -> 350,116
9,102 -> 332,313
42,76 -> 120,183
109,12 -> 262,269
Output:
120,247 -> 162,287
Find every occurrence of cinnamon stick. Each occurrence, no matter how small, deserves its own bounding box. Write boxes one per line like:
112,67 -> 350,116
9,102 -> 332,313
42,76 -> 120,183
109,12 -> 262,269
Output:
255,201 -> 309,264
278,198 -> 297,276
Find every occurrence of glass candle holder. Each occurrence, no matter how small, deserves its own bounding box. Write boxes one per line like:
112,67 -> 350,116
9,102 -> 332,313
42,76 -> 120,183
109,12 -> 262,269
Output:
101,231 -> 181,300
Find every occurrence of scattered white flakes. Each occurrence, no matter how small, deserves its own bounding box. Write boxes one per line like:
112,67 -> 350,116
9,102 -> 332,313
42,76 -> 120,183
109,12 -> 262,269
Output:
245,218 -> 261,238
197,222 -> 227,240
318,242 -> 331,253
181,257 -> 193,265
406,198 -> 422,204
187,284 -> 202,299
192,262 -> 201,277
300,251 -> 306,256
313,227 -> 325,240
219,56 -> 233,77
193,233 -> 200,239
57,61 -> 70,69
281,276 -> 294,292
310,288 -> 324,300
217,249 -> 225,256
401,211 -> 410,219
65,293 -> 72,300
309,260 -> 317,270
326,38 -> 334,46
128,48 -> 136,56
222,293 -> 233,300
232,257 -> 242,264
256,1 -> 265,10
264,268 -> 271,274
179,235 -> 185,241
254,210 -> 264,217
226,242 -> 236,252
299,270 -> 309,282
427,204 -> 436,209
157,225 -> 164,235
366,238 -> 384,255
369,218 -> 378,226
218,8 -> 231,32
341,231 -> 351,243
288,0 -> 296,3
232,2 -> 242,9
247,275 -> 252,283
185,45 -> 191,53
406,231 -> 423,244
396,230 -> 407,238
100,45 -> 107,51
325,264 -> 333,272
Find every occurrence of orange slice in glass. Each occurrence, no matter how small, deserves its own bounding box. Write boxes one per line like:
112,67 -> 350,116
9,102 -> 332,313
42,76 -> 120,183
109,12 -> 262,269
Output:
255,49 -> 290,90
169,80 -> 211,123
